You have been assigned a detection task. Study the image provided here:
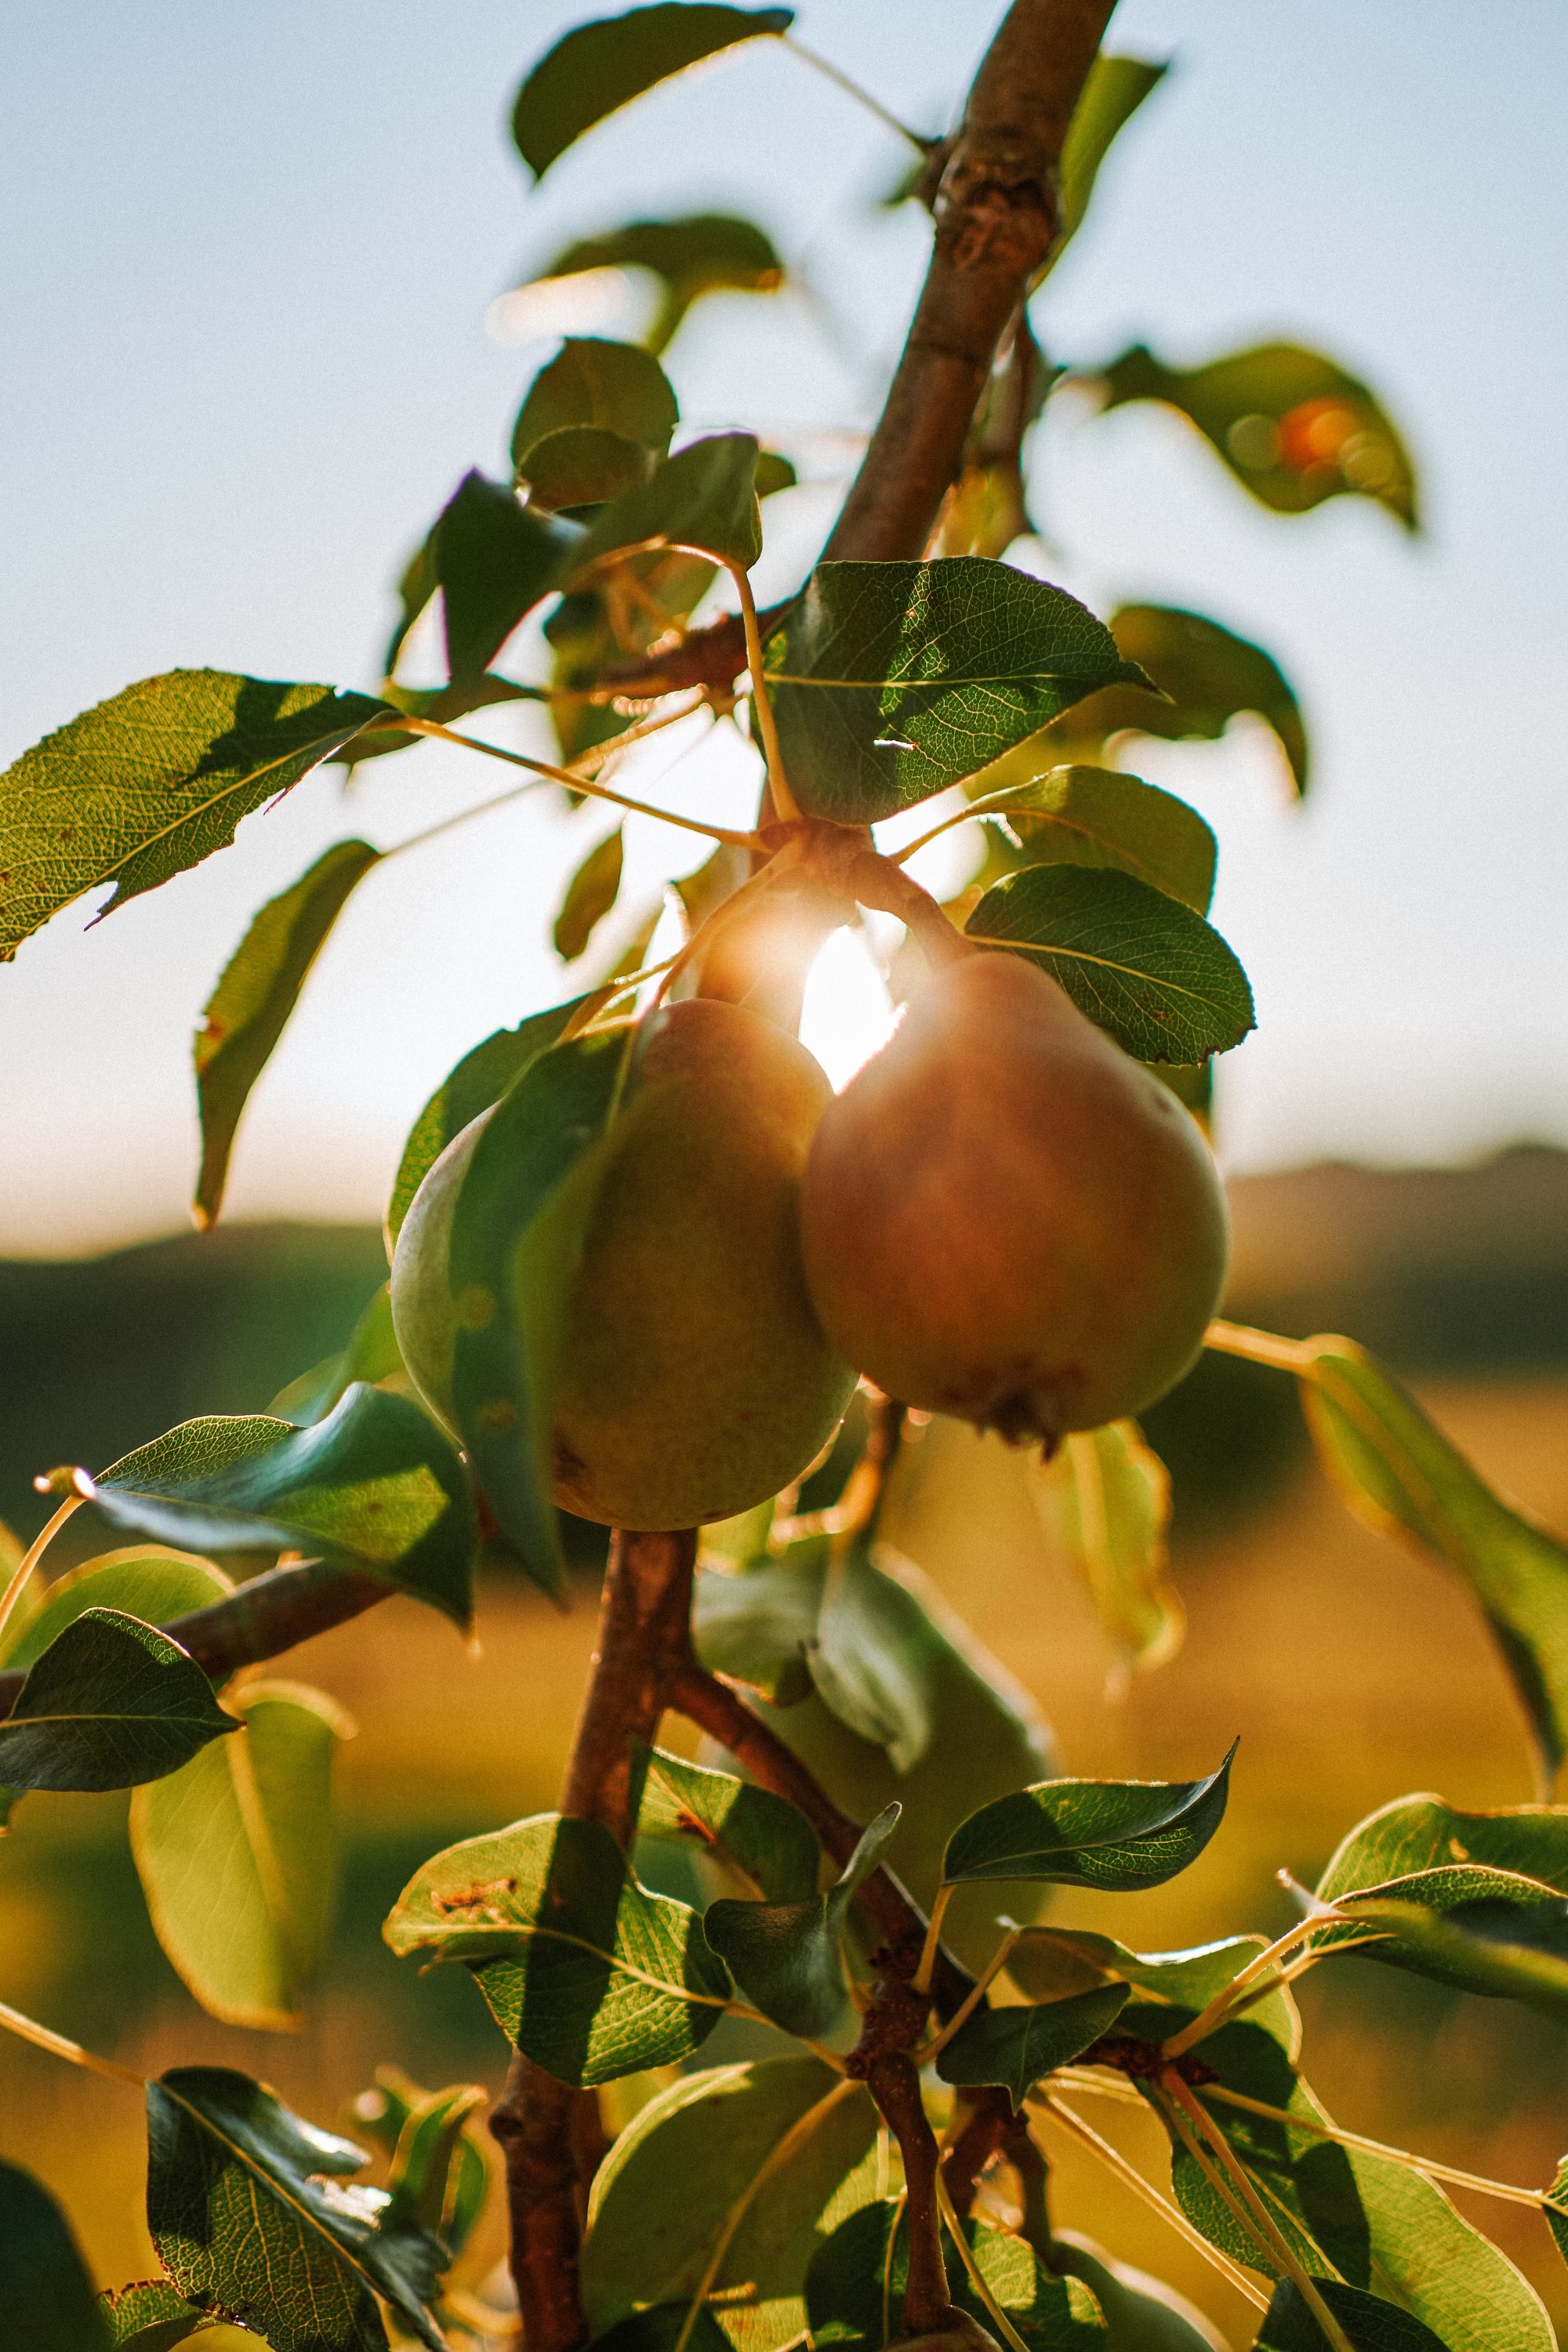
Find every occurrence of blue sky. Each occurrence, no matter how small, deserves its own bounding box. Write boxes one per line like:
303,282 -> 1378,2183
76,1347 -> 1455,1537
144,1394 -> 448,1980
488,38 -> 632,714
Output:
2,1 -> 1564,1251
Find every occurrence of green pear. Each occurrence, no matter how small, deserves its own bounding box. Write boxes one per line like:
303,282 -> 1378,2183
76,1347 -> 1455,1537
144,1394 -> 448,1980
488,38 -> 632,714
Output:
392,997 -> 855,1529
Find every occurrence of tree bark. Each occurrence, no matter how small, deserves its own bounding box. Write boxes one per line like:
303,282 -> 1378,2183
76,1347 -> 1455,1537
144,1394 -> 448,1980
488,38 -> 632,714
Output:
489,1527 -> 697,2350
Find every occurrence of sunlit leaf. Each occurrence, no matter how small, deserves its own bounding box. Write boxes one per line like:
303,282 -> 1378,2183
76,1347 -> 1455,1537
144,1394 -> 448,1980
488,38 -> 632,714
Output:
583,2057 -> 878,2349
771,558 -> 1146,824
1094,341 -> 1417,528
1048,2230 -> 1227,2349
350,2067 -> 490,2262
385,992 -> 596,1249
523,212 -> 786,354
384,1811 -> 731,2084
942,1748 -> 1234,1889
636,1742 -> 822,1903
572,432 -> 762,575
1051,56 -> 1168,260
1033,1420 -> 1182,1682
99,2277 -> 215,2347
0,671 -> 388,961
936,1981 -> 1129,2105
193,839 -> 382,1228
554,825 -> 625,960
147,2066 -> 446,2350
513,336 -> 680,475
1294,1334 -> 1568,1789
704,1805 -> 900,2039
0,1610 -> 238,1793
966,863 -> 1254,1062
966,760 -> 1218,914
0,2158 -> 110,2350
77,1385 -> 477,1628
131,1679 -> 352,2029
513,5 -> 793,180
0,1547 -> 229,1671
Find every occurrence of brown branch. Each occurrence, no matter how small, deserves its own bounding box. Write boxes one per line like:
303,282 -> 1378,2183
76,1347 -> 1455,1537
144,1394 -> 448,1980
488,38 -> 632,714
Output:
0,1559 -> 391,1721
489,1528 -> 698,2352
824,0 -> 1117,563
873,2051 -> 956,2333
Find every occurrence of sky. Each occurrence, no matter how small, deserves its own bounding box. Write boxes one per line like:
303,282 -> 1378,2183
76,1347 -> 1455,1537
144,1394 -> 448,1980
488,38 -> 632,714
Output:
2,0 -> 1565,1256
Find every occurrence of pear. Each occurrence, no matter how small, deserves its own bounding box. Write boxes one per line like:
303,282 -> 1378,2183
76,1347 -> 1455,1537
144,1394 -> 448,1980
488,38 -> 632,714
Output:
392,996 -> 855,1530
798,953 -> 1228,1446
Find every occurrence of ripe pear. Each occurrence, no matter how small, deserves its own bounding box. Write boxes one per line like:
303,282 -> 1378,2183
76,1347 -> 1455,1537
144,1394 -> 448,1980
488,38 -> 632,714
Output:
392,997 -> 855,1530
798,952 -> 1228,1446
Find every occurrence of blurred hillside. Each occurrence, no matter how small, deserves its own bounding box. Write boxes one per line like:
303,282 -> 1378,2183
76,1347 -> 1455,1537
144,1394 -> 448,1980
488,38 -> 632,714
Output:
3,1144 -> 1564,1542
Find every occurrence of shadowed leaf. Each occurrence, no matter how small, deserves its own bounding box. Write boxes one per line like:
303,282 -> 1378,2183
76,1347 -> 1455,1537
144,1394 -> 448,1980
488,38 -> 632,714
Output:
194,839 -> 382,1227
554,826 -> 625,960
513,337 -> 679,475
267,1282 -> 405,1428
572,433 -> 762,575
942,1748 -> 1234,1889
0,671 -> 388,960
522,427 -> 656,513
0,1547 -> 229,1671
808,1540 -> 934,1772
513,5 -> 793,180
1032,1421 -> 1182,1683
806,2200 -> 1111,2350
936,1981 -> 1130,2105
0,1610 -> 238,1793
521,213 -> 785,354
147,2066 -> 446,2350
79,1384 -> 477,1627
703,1805 -> 900,2039
0,2158 -> 111,2349
966,862 -> 1254,1062
583,2057 -> 878,2348
1258,2279 -> 1450,2350
636,1743 -> 822,1902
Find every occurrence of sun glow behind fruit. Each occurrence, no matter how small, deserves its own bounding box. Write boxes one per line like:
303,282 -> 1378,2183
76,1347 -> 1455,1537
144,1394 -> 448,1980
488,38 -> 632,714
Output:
798,925 -> 902,1093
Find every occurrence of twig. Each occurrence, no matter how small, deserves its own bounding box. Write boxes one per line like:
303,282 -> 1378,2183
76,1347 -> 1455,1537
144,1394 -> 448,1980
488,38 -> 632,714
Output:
1160,1918 -> 1331,2059
0,1997 -> 146,2089
1196,2084 -> 1551,2212
1203,1319 -> 1317,1374
934,2170 -> 1032,2352
388,716 -> 760,848
724,557 -> 800,825
0,1496 -> 81,1648
1033,2091 -> 1269,2311
782,35 -> 935,156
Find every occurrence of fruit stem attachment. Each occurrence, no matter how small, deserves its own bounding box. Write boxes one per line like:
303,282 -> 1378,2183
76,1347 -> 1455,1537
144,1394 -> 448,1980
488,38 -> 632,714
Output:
723,556 -> 802,826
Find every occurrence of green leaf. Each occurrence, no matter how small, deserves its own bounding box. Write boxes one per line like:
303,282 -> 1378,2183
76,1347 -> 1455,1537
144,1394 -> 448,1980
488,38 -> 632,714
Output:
0,2158 -> 110,2350
0,1546 -> 230,1671
430,470 -> 581,682
0,1609 -> 238,1792
1031,1421 -> 1182,1682
572,433 -> 762,576
964,762 -> 1218,913
965,863 -> 1255,1062
1319,1792 -> 1568,1902
267,1282 -> 405,1427
385,993 -> 595,1249
591,2310 -> 734,2352
1047,2232 -> 1228,2350
82,1385 -> 477,1628
554,826 -> 626,960
1258,2280 -> 1450,2350
756,449 -> 798,498
441,1029 -> 633,1592
1094,342 -> 1418,528
513,337 -> 680,475
99,2279 -> 214,2348
693,1554 -> 821,1706
935,1981 -> 1130,2105
1292,1335 -> 1568,1789
808,1540 -> 935,1772
1340,2133 -> 1552,2350
130,1679 -> 351,2029
1052,56 -> 1169,260
512,4 -> 793,180
1318,1875 -> 1568,2014
806,2201 -> 1111,2350
582,2057 -> 878,2347
0,671 -> 389,961
348,2069 -> 490,2260
525,213 -> 785,354
1110,606 -> 1308,794
771,558 -> 1148,825
383,1811 -> 731,2084
941,1748 -> 1235,1889
636,1742 -> 822,1902
703,1805 -> 899,2041
522,427 -> 657,514
147,2065 -> 446,2350
194,839 -> 382,1228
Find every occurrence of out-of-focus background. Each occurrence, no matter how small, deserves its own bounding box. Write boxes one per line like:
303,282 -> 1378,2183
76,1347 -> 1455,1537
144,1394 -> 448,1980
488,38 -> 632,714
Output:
2,0 -> 1566,2339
